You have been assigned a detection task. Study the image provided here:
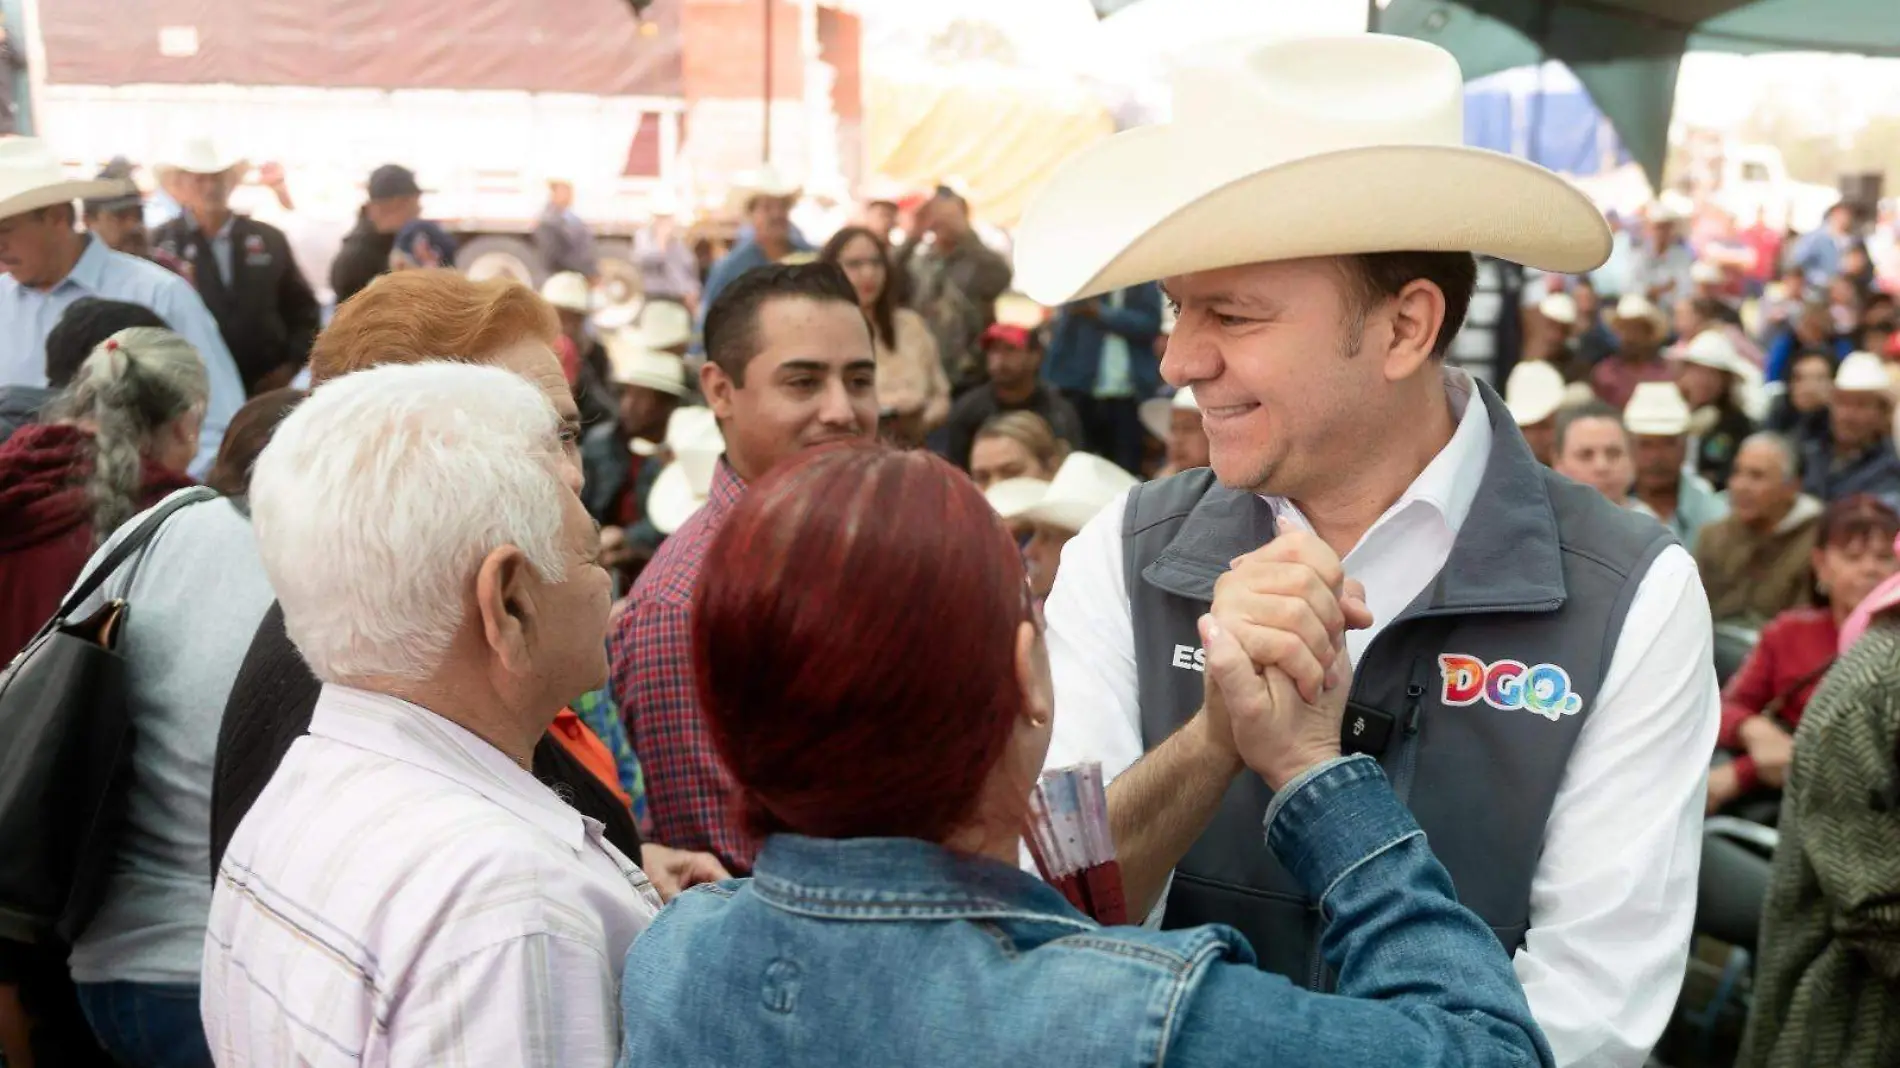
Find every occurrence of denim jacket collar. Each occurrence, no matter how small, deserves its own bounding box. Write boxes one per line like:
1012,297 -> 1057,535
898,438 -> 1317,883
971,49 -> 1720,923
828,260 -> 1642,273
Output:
750,834 -> 1094,928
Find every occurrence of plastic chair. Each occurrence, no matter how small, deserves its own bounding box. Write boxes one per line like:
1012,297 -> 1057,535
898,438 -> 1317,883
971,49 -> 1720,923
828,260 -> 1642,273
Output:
1679,817 -> 1779,1060
1712,622 -> 1760,688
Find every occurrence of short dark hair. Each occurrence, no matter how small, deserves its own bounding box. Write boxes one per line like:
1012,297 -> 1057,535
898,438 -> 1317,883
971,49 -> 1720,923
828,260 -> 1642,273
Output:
45,297 -> 168,388
1338,251 -> 1478,360
702,261 -> 863,386
1554,399 -> 1625,456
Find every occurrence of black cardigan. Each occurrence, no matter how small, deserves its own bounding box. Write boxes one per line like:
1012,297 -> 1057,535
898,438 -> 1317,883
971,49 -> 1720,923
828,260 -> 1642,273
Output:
209,602 -> 644,873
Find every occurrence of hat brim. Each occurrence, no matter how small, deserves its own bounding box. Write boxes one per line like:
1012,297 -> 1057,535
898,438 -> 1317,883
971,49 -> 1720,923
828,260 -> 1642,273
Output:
155,159 -> 248,181
614,368 -> 691,397
646,462 -> 707,535
1508,397 -> 1560,426
726,185 -> 803,217
1015,498 -> 1106,533
1013,129 -> 1611,305
0,180 -> 135,221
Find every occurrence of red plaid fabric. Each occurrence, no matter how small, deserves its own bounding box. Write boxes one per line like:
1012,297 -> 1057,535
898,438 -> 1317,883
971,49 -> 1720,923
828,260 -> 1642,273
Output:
609,459 -> 759,873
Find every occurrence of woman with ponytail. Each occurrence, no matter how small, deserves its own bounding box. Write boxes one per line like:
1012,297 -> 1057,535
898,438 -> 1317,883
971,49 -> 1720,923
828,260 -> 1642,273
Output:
0,327 -> 206,663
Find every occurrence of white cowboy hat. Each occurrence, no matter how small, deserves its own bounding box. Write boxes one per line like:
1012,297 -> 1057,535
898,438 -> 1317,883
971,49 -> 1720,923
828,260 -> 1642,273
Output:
1647,197 -> 1690,226
646,407 -> 725,535
994,293 -> 1049,331
983,476 -> 1052,522
1504,360 -> 1566,427
1010,35 -> 1610,306
540,271 -> 592,314
631,300 -> 693,352
988,452 -> 1139,533
605,343 -> 689,398
1836,351 -> 1893,394
1537,292 -> 1578,326
1671,329 -> 1754,380
1139,386 -> 1197,443
1690,260 -> 1725,286
724,165 -> 803,217
0,139 -> 128,221
1624,381 -> 1693,437
155,136 -> 248,180
1612,294 -> 1669,335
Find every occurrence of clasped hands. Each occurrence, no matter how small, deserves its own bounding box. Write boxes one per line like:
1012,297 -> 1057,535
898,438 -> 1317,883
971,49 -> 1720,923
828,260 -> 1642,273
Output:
1199,532 -> 1373,792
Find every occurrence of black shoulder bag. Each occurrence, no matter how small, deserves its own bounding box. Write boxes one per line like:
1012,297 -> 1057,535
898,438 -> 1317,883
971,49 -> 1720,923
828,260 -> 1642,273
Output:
0,486 -> 218,944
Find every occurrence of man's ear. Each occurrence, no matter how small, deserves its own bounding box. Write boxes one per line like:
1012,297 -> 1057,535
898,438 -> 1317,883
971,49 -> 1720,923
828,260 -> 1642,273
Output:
701,360 -> 736,421
1381,279 -> 1447,383
474,545 -> 536,674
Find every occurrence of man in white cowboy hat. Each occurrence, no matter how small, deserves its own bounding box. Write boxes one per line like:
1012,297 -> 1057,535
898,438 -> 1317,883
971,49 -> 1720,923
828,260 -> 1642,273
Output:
1803,351 -> 1900,507
1670,328 -> 1762,489
1629,197 -> 1696,306
151,136 -> 320,395
537,176 -> 600,280
695,165 -> 811,336
539,270 -> 616,425
1140,386 -> 1208,479
987,451 -> 1139,601
942,293 -> 1087,469
0,137 -> 243,476
1591,293 -> 1677,409
585,303 -> 694,572
1012,34 -> 1717,1066
1505,359 -> 1567,467
1624,381 -> 1729,547
633,190 -> 701,314
901,183 -> 1014,383
1791,201 -> 1856,291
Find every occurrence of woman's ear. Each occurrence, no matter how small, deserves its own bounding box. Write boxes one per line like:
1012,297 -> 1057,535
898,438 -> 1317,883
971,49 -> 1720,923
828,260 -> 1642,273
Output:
474,545 -> 535,674
1013,619 -> 1052,730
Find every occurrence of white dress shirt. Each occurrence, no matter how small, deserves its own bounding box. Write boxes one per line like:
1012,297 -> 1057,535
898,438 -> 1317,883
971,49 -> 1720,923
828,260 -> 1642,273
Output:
1044,370 -> 1719,1068
201,685 -> 661,1068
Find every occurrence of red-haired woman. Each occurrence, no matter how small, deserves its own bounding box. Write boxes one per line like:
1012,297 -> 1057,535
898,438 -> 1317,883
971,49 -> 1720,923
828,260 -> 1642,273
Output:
1708,493 -> 1900,817
616,444 -> 1555,1067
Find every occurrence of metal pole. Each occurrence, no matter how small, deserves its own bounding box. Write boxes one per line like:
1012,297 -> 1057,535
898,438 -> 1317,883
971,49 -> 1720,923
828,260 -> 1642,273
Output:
1366,0 -> 1379,33
762,0 -> 774,164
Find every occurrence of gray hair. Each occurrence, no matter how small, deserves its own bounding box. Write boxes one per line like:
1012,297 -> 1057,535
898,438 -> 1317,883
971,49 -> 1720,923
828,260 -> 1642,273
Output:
1739,430 -> 1801,484
1554,400 -> 1628,457
47,327 -> 208,543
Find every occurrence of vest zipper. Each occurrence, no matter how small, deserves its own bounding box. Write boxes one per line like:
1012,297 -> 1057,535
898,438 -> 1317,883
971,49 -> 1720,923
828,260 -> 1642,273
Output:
1390,661 -> 1430,804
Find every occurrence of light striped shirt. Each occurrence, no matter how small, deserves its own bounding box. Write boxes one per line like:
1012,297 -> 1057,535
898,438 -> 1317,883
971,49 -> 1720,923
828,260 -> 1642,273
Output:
201,685 -> 661,1067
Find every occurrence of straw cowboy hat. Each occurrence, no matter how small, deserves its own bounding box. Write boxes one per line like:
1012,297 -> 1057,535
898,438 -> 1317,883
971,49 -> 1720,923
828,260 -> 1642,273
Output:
987,452 -> 1139,533
1139,386 -> 1197,443
155,136 -> 248,181
1623,381 -> 1693,437
646,406 -> 725,535
1835,351 -> 1893,394
1504,361 -> 1566,427
1537,291 -> 1579,326
1672,329 -> 1754,381
724,165 -> 802,217
605,306 -> 694,398
1612,294 -> 1669,336
1010,35 -> 1610,306
540,271 -> 592,314
0,139 -> 128,221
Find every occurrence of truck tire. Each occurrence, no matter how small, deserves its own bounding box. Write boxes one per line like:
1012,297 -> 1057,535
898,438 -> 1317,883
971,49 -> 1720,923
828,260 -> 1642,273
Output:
457,235 -> 546,288
595,237 -> 643,313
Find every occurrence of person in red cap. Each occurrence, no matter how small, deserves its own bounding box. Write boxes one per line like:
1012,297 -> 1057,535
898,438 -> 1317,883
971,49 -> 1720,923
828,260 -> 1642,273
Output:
942,294 -> 1087,470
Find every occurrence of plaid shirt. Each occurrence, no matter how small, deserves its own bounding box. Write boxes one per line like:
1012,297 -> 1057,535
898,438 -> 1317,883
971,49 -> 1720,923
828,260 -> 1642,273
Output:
608,458 -> 757,872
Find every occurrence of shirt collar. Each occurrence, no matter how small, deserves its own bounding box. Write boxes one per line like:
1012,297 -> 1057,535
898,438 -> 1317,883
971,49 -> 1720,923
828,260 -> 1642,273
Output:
59,235 -> 109,295
709,456 -> 747,512
1267,367 -> 1492,544
307,684 -> 591,851
185,213 -> 237,240
751,834 -> 1093,927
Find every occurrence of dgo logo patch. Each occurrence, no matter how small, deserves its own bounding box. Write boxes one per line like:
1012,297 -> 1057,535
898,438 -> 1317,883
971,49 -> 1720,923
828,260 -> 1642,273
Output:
1438,654 -> 1584,722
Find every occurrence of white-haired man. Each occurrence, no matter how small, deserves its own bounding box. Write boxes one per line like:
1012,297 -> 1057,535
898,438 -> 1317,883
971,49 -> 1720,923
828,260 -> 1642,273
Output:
201,362 -> 660,1067
1013,34 -> 1717,1067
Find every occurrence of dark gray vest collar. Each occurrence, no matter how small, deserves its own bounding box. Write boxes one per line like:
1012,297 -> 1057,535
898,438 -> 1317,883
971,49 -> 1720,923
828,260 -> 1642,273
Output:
1142,378 -> 1566,615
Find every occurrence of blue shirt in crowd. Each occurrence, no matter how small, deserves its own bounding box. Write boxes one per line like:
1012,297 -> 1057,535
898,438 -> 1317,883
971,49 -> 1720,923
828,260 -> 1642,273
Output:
694,233 -> 813,348
617,754 -> 1553,1068
0,236 -> 244,477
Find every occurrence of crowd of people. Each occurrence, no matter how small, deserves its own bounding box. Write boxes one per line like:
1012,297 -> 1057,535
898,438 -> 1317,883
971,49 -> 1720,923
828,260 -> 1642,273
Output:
0,30 -> 1898,1068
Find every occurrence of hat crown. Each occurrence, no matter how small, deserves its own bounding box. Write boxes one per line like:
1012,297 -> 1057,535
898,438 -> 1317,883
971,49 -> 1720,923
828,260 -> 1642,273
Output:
0,138 -> 65,186
637,300 -> 694,350
540,271 -> 591,313
1836,351 -> 1893,392
1174,35 -> 1464,154
1625,381 -> 1692,435
1042,452 -> 1139,514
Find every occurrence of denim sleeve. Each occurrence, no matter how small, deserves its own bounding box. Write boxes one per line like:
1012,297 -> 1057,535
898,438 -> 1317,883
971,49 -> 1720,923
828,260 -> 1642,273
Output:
1165,755 -> 1553,1068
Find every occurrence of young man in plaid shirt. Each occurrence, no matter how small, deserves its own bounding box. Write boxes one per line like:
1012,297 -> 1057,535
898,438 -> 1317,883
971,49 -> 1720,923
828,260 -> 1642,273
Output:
609,262 -> 880,873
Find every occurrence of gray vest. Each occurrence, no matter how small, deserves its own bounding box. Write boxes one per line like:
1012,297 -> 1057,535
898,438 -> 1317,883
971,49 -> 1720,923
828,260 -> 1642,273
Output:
1124,380 -> 1674,988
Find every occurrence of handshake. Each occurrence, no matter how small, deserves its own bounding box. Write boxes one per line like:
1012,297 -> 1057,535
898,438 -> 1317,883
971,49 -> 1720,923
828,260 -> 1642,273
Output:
1199,531 -> 1373,792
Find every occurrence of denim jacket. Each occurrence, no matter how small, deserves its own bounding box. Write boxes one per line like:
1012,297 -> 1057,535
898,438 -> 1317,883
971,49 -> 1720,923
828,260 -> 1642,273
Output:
618,755 -> 1552,1067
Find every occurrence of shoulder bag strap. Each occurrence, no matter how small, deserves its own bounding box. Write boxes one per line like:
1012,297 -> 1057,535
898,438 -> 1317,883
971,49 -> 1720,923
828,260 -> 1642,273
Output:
1760,656 -> 1837,729
39,487 -> 220,634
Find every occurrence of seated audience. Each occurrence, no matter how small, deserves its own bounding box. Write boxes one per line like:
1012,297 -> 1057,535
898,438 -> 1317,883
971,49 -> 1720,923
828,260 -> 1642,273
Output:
1765,300 -> 1852,384
1670,329 -> 1760,489
941,297 -> 1086,469
1696,433 -> 1824,625
0,298 -> 169,444
583,310 -> 690,573
0,328 -> 205,664
61,389 -> 304,1068
618,444 -> 1554,1067
969,410 -> 1067,491
1505,359 -> 1566,466
1740,547 -> 1900,1068
821,225 -> 949,447
1802,352 -> 1900,507
1707,495 -> 1899,817
201,362 -> 663,1066
1624,381 -> 1727,546
1138,386 -> 1209,478
1554,401 -> 1638,511
985,451 -> 1137,601
1591,295 -> 1676,409
1764,348 -> 1835,456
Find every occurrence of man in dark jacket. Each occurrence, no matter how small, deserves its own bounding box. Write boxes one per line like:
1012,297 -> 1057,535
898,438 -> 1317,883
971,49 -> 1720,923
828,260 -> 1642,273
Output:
329,164 -> 422,306
942,319 -> 1087,469
1803,352 -> 1900,509
151,140 -> 319,394
1044,282 -> 1164,473
536,178 -> 599,278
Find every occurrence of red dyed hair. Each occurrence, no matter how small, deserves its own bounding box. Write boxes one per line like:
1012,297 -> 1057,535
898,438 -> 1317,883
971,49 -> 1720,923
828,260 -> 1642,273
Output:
1819,493 -> 1900,551
693,443 -> 1030,843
